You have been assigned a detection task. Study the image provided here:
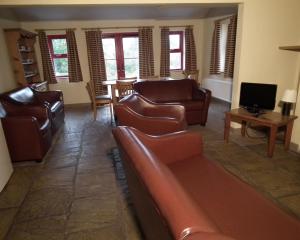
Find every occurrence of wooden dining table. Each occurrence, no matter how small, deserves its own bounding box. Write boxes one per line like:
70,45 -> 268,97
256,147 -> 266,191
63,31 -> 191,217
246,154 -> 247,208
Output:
102,77 -> 174,104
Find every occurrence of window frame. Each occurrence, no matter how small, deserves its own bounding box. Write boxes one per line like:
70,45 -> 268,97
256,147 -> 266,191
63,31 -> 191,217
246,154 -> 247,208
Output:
47,34 -> 68,77
102,32 -> 139,80
169,31 -> 184,71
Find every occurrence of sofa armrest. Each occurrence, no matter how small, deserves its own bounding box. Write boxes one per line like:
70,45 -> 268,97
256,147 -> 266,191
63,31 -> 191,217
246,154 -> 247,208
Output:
34,90 -> 63,104
115,105 -> 186,135
192,87 -> 212,125
192,87 -> 211,101
131,128 -> 203,165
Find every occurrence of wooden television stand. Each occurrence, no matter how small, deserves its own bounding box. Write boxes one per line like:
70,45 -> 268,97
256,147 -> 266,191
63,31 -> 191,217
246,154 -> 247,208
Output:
224,108 -> 297,157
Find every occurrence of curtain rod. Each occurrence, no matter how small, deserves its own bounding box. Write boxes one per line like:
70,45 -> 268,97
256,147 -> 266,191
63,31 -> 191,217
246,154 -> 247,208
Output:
82,26 -> 154,31
215,14 -> 237,23
35,28 -> 76,32
159,25 -> 193,28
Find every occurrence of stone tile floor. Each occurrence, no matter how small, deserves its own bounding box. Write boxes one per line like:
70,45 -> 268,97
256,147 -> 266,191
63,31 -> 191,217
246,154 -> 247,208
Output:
0,99 -> 299,239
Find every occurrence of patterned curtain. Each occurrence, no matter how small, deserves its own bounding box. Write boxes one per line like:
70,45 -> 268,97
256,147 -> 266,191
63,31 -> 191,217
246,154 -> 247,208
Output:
160,27 -> 170,77
138,27 -> 154,78
38,31 -> 57,84
185,26 -> 197,72
209,21 -> 221,75
224,15 -> 238,78
66,29 -> 83,82
85,30 -> 107,95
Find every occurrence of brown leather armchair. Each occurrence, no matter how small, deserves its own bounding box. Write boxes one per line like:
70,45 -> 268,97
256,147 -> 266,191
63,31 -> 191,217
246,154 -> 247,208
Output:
0,102 -> 52,162
1,87 -> 64,133
114,94 -> 187,135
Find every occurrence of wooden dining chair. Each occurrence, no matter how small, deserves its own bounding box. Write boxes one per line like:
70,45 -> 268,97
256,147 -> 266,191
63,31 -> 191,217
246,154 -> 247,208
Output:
86,81 -> 113,122
115,78 -> 137,101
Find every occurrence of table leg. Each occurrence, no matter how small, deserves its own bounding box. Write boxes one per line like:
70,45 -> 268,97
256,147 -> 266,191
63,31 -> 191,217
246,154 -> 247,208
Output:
224,113 -> 231,143
241,121 -> 246,137
111,85 -> 117,105
284,121 -> 294,151
268,125 -> 278,157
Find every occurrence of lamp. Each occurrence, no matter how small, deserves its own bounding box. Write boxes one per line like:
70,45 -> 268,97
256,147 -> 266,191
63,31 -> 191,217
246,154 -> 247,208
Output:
281,89 -> 297,116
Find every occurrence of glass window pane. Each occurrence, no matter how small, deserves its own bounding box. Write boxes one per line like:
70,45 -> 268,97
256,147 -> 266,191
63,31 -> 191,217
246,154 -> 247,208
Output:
102,38 -> 116,59
105,59 -> 118,80
169,34 -> 180,50
123,37 -> 139,58
53,58 -> 68,76
124,59 -> 138,78
52,39 -> 68,55
219,23 -> 228,72
170,52 -> 181,70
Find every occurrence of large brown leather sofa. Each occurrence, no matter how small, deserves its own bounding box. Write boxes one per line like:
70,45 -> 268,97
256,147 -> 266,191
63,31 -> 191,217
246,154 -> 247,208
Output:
114,93 -> 187,135
0,87 -> 64,162
133,79 -> 211,125
113,126 -> 300,240
1,87 -> 64,133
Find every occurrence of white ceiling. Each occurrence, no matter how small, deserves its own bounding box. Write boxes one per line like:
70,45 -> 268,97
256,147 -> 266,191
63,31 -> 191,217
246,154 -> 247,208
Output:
0,4 -> 238,21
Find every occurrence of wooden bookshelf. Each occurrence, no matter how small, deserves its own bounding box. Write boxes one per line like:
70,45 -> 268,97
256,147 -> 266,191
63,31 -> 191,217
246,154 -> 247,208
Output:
4,28 -> 47,90
279,46 -> 300,52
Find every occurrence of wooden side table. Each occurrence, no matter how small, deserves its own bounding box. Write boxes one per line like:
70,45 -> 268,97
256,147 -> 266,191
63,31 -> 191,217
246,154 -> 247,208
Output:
224,108 -> 297,157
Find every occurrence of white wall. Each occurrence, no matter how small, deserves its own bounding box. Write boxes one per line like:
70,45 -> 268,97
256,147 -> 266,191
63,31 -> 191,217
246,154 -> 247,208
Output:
0,18 -> 20,191
21,19 -> 203,104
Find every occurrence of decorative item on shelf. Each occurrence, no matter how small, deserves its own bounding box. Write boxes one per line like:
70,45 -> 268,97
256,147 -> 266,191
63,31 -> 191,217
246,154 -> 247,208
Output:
281,89 -> 297,116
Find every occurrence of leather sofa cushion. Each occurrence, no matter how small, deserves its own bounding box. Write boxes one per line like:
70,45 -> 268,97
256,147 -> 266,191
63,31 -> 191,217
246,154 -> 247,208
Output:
7,87 -> 36,105
168,156 -> 300,240
134,80 -> 194,102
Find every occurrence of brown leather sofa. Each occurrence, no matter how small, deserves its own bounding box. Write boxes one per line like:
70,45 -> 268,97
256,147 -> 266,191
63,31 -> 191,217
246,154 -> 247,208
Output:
113,126 -> 300,240
133,79 -> 211,125
0,102 -> 52,162
114,93 -> 187,135
1,87 -> 64,133
0,87 -> 65,162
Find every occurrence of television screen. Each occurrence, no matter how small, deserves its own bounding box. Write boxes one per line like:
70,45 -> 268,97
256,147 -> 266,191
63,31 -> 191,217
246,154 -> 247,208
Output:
239,82 -> 277,112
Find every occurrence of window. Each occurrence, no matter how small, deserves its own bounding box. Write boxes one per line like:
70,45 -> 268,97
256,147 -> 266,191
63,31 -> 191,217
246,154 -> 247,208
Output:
102,33 -> 139,80
169,31 -> 183,70
219,21 -> 229,73
48,35 -> 68,77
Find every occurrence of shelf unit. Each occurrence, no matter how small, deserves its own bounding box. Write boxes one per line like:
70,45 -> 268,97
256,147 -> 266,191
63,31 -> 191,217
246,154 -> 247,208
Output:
278,46 -> 300,52
4,28 -> 47,90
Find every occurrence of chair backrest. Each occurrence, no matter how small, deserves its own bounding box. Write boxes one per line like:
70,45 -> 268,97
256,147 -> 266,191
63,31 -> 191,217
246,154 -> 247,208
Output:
116,79 -> 136,100
183,70 -> 199,81
86,82 -> 95,102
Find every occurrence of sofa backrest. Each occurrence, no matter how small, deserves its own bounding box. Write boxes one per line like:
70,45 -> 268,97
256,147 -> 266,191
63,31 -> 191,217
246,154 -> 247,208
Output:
133,79 -> 197,102
4,87 -> 36,105
118,94 -> 148,115
113,126 -> 221,240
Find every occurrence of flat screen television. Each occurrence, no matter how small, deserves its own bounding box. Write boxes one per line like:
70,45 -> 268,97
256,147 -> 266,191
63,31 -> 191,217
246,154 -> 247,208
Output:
239,82 -> 277,113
